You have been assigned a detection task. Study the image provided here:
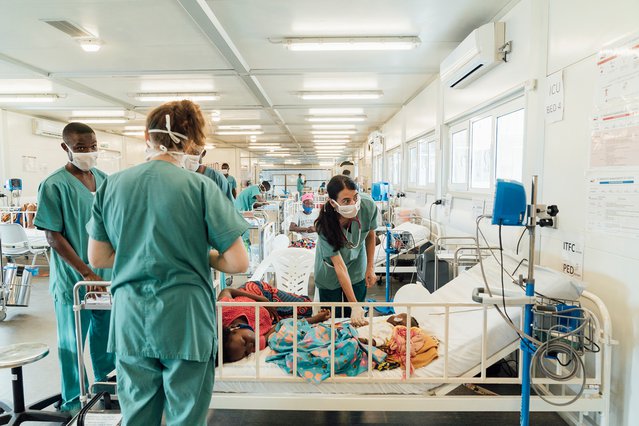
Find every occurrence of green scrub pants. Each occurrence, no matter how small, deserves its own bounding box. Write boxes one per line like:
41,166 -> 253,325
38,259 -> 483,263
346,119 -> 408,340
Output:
318,279 -> 367,318
116,354 -> 215,426
53,299 -> 114,412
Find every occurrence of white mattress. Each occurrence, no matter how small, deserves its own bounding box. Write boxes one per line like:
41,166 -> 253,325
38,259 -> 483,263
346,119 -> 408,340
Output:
214,258 -> 521,395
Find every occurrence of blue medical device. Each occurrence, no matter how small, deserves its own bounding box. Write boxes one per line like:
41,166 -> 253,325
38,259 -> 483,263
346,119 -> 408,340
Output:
371,182 -> 390,201
5,178 -> 22,191
492,179 -> 526,226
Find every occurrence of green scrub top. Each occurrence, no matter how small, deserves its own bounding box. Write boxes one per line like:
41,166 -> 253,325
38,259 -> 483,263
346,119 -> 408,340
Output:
34,167 -> 111,304
86,161 -> 249,362
296,177 -> 304,193
202,166 -> 234,203
226,174 -> 237,192
314,194 -> 378,290
234,184 -> 261,211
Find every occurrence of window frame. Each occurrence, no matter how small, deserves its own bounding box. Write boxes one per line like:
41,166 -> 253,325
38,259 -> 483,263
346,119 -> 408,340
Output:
406,133 -> 437,192
446,96 -> 525,195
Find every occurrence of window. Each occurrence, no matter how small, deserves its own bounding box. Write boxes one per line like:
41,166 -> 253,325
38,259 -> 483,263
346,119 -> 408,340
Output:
407,136 -> 436,188
495,109 -> 525,181
373,155 -> 382,181
387,149 -> 401,186
470,117 -> 492,189
408,146 -> 418,185
447,96 -> 525,192
450,129 -> 469,185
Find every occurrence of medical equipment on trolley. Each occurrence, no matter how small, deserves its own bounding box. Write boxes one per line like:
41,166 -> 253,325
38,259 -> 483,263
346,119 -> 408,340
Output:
472,176 -> 577,426
4,179 -> 22,208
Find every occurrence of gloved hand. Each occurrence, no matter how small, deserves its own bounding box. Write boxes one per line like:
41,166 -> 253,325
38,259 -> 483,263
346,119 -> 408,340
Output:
350,305 -> 368,327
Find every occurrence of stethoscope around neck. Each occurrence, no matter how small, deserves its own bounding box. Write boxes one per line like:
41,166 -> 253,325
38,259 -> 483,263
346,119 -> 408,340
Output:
321,217 -> 363,269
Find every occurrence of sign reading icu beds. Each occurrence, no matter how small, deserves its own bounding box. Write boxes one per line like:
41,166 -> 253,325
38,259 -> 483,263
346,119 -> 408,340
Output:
545,70 -> 564,123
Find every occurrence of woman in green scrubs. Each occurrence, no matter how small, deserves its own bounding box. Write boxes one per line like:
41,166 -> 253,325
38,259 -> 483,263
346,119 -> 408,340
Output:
87,100 -> 249,426
314,175 -> 378,326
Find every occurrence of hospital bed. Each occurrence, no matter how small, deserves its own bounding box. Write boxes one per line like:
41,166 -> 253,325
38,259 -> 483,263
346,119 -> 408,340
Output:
70,256 -> 613,425
372,219 -> 439,275
211,256 -> 613,425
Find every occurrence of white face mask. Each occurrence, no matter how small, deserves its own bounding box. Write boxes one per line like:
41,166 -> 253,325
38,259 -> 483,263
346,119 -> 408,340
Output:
183,154 -> 201,172
66,144 -> 98,171
331,197 -> 361,219
222,169 -> 229,175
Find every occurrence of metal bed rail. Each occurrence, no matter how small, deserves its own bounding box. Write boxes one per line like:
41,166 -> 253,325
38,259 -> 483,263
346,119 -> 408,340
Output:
71,281 -> 613,423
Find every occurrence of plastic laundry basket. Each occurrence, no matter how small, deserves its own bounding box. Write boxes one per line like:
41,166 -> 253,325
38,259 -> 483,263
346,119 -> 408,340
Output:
3,263 -> 38,307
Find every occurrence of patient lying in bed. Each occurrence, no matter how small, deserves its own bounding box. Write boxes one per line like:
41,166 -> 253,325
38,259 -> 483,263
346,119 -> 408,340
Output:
266,314 -> 438,382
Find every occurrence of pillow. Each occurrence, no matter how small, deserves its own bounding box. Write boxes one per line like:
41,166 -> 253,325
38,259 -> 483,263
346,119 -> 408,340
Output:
466,256 -> 586,301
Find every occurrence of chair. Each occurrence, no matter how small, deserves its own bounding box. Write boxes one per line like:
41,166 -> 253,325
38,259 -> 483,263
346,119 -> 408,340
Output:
249,247 -> 315,296
0,224 -> 49,265
0,343 -> 70,425
272,234 -> 291,251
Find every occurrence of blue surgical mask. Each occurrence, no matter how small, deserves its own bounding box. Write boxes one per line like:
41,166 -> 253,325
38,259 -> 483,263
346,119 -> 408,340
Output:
303,205 -> 313,214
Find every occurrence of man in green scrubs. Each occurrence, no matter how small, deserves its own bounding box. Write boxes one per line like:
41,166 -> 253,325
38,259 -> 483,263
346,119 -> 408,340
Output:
34,122 -> 114,413
87,105 -> 249,425
314,176 -> 378,323
296,173 -> 305,194
234,181 -> 270,211
183,147 -> 234,202
221,163 -> 237,198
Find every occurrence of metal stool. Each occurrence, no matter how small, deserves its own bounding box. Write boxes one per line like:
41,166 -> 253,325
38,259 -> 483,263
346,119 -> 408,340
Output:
0,343 -> 70,425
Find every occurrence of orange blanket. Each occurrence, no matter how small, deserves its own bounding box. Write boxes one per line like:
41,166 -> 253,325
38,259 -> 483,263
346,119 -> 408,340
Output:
386,326 -> 439,377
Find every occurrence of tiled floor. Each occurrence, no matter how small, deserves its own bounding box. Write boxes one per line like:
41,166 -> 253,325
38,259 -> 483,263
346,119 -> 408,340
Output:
0,272 -> 567,425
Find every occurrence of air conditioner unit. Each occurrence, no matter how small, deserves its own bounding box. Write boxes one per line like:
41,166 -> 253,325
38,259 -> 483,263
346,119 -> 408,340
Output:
440,22 -> 505,89
368,131 -> 383,146
32,118 -> 65,139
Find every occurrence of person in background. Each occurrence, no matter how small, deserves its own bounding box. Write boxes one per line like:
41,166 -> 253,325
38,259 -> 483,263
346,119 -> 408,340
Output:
34,122 -> 114,413
235,180 -> 270,211
342,169 -> 351,177
183,147 -> 234,202
318,181 -> 326,195
313,175 -> 378,326
296,173 -> 305,195
289,193 -> 319,240
87,100 -> 249,425
221,162 -> 238,198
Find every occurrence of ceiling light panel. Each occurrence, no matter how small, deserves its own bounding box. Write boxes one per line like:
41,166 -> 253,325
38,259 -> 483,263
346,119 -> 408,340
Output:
313,139 -> 351,143
311,134 -> 353,139
134,92 -> 220,102
0,94 -> 61,103
311,124 -> 357,130
298,91 -> 383,100
216,125 -> 262,130
215,130 -> 264,135
311,130 -> 357,135
308,108 -> 364,115
72,110 -> 126,117
306,116 -> 366,123
282,36 -> 421,51
70,117 -> 128,124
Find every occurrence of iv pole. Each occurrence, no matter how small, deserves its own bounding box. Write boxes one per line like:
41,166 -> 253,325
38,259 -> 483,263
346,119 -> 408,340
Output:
520,175 -> 538,426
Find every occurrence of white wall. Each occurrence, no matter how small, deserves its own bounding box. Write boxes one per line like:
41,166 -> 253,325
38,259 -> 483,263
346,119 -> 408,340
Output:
367,0 -> 639,423
0,110 -> 141,202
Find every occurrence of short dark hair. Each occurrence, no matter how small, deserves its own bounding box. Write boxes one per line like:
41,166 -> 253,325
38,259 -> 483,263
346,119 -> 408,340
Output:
298,173 -> 302,177
261,181 -> 271,191
222,163 -> 230,169
62,122 -> 94,143
342,169 -> 351,176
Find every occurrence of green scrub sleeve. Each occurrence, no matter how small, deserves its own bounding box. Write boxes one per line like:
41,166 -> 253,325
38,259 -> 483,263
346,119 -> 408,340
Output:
204,182 -> 250,253
34,182 -> 64,232
86,181 -> 111,243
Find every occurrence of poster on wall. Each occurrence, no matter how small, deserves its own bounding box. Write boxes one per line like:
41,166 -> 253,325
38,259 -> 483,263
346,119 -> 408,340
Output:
590,32 -> 639,168
586,172 -> 639,239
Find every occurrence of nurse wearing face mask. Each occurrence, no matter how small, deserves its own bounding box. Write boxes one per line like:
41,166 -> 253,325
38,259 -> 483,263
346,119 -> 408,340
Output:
183,147 -> 234,203
86,100 -> 249,425
313,175 -> 378,326
221,163 -> 237,198
34,122 -> 114,413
